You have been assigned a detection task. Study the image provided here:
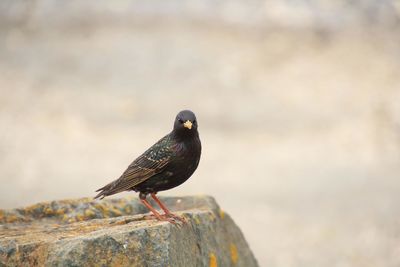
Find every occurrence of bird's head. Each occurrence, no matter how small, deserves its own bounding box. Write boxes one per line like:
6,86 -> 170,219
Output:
173,110 -> 198,134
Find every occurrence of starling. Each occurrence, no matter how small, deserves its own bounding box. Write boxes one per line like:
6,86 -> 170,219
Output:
95,110 -> 201,224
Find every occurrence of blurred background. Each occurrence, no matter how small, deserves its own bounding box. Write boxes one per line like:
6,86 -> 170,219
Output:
1,0 -> 400,266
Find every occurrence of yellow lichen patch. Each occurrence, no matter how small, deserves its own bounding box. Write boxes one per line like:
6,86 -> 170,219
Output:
124,206 -> 133,214
107,207 -> 122,217
208,212 -> 216,222
84,209 -> 96,218
209,252 -> 218,267
61,214 -> 70,222
56,208 -> 66,215
109,253 -> 130,267
110,220 -> 129,226
230,243 -> 238,264
6,215 -> 18,223
94,203 -> 107,212
44,207 -> 54,215
75,214 -> 85,222
94,203 -> 119,217
219,209 -> 225,219
24,203 -> 44,214
194,216 -> 201,225
42,207 -> 65,217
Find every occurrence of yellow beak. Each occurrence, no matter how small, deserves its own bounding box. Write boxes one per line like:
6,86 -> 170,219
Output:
183,120 -> 192,129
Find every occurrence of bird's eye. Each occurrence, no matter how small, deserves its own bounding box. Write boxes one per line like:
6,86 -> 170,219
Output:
193,120 -> 196,124
178,118 -> 184,123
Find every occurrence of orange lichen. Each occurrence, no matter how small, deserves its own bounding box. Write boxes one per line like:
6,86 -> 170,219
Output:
230,243 -> 238,264
24,203 -> 44,215
75,214 -> 85,222
5,215 -> 19,223
219,209 -> 225,219
209,252 -> 218,267
56,208 -> 66,215
44,207 -> 53,215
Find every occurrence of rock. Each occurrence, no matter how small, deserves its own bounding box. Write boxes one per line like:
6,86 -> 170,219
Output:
0,195 -> 258,267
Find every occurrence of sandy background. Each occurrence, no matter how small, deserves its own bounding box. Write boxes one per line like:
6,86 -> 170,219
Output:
1,1 -> 400,266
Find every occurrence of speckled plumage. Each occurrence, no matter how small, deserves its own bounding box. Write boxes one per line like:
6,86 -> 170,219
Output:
94,110 -> 201,207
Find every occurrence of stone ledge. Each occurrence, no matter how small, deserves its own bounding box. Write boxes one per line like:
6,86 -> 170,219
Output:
0,195 -> 258,267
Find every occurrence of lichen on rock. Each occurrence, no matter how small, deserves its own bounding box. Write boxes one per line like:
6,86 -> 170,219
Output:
0,195 -> 258,266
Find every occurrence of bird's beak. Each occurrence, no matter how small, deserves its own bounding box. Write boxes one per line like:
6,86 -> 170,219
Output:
183,120 -> 192,129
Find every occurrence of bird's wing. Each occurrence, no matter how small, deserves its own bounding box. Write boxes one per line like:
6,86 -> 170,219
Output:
94,135 -> 174,199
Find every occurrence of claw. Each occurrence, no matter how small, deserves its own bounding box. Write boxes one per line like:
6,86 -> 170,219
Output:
165,213 -> 187,224
161,215 -> 178,225
149,193 -> 187,225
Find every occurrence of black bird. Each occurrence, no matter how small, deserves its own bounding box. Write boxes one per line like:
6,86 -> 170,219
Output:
95,110 -> 201,224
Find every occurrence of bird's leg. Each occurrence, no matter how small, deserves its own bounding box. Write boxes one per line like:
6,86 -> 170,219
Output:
150,193 -> 186,223
139,193 -> 177,224
139,198 -> 165,221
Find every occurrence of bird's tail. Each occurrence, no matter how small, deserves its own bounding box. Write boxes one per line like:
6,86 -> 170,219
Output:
94,181 -> 117,200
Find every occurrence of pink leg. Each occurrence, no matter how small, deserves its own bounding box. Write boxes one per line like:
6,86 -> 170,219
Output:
140,198 -> 177,225
151,193 -> 186,224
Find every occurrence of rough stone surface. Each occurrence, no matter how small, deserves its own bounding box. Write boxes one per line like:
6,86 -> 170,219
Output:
0,196 -> 258,267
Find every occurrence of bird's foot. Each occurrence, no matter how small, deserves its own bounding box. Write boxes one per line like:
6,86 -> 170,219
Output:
165,213 -> 187,224
160,215 -> 181,225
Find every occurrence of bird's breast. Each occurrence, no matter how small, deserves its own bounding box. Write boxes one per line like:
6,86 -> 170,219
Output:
170,138 -> 201,175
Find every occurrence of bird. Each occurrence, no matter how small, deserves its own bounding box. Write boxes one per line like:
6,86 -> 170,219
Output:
94,110 -> 201,224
